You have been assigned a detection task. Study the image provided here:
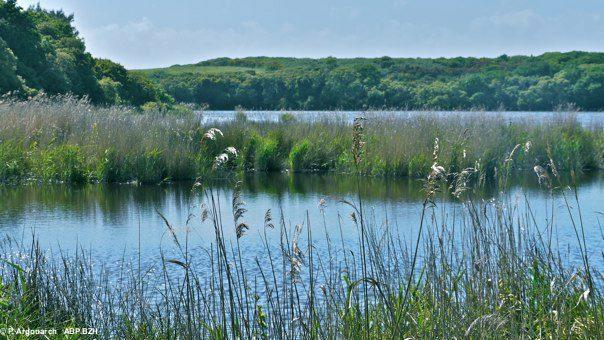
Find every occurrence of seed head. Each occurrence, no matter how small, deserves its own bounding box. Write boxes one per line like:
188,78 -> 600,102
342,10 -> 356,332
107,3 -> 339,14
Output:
352,117 -> 366,165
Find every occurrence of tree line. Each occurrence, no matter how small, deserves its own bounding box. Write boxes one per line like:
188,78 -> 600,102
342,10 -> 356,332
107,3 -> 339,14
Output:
142,53 -> 604,111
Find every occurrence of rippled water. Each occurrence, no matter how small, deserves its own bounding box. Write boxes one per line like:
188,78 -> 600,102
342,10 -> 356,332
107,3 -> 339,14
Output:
0,172 -> 603,272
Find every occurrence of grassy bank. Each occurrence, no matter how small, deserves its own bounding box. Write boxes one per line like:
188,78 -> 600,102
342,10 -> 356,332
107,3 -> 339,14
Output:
0,96 -> 603,184
0,138 -> 602,338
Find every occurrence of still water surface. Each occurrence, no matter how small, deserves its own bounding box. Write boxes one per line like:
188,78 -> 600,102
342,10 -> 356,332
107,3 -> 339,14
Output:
200,110 -> 604,127
0,172 -> 603,271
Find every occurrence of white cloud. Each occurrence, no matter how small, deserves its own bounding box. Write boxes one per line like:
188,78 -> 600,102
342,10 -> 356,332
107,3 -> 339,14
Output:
83,17 -> 289,68
475,10 -> 545,29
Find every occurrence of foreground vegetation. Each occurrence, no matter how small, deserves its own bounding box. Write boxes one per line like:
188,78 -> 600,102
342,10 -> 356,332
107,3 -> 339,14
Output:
137,52 -> 604,110
0,124 -> 602,338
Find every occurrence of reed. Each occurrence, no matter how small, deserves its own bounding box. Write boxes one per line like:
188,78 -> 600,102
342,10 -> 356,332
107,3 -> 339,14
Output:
0,96 -> 602,184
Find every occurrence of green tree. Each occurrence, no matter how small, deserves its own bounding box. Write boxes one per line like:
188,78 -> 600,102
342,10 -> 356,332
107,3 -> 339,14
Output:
0,37 -> 24,94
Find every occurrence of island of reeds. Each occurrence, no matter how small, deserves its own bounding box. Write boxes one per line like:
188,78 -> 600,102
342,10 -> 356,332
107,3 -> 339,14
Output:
0,96 -> 602,185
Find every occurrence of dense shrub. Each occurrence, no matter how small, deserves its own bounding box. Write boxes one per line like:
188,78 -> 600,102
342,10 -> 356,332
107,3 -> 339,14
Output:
242,134 -> 259,171
406,154 -> 431,178
551,129 -> 598,171
0,1 -> 170,108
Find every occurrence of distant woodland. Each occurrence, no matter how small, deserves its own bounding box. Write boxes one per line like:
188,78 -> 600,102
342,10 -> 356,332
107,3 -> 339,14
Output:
137,53 -> 604,111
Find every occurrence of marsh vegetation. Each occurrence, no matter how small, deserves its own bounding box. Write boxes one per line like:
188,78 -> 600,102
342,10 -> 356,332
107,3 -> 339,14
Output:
0,96 -> 602,185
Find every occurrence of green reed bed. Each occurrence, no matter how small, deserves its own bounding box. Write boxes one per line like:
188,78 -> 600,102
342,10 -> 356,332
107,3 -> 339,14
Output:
0,96 -> 602,184
0,121 -> 603,338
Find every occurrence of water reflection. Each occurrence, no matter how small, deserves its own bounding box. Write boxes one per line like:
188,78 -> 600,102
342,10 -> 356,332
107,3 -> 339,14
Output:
0,171 -> 601,224
0,172 -> 602,271
241,171 -> 602,202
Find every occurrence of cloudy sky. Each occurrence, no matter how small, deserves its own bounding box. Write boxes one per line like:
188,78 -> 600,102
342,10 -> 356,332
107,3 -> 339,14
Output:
17,0 -> 604,69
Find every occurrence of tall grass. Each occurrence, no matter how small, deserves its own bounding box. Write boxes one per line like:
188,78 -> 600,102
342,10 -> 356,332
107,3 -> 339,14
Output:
0,96 -> 202,183
0,123 -> 602,338
0,96 -> 602,184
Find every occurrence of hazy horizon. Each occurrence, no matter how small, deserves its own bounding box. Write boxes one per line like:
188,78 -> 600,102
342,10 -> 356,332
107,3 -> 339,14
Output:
16,0 -> 604,69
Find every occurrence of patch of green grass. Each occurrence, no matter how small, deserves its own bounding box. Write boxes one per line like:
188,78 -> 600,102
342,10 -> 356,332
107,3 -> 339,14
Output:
256,135 -> 283,171
0,141 -> 29,182
33,144 -> 88,183
95,147 -> 130,183
289,138 -> 339,172
133,148 -> 167,183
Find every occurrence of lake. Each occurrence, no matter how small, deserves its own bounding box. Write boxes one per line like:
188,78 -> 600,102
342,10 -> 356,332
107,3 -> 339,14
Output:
1,172 -> 603,274
200,110 -> 604,127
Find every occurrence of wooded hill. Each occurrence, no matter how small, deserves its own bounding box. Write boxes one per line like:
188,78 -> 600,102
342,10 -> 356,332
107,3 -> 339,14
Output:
136,53 -> 604,111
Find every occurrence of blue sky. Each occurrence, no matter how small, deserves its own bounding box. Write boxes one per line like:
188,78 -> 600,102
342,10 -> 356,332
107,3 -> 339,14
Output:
17,0 -> 604,69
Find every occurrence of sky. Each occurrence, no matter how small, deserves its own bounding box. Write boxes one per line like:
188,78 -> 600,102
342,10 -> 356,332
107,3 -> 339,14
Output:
16,0 -> 604,69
